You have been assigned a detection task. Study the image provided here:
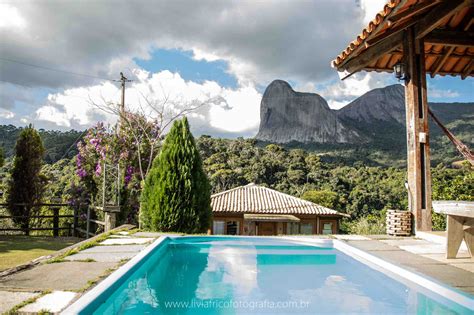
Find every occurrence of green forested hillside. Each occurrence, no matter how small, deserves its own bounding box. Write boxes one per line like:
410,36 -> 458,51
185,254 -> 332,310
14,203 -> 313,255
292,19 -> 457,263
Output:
0,125 -> 83,163
0,133 -> 472,234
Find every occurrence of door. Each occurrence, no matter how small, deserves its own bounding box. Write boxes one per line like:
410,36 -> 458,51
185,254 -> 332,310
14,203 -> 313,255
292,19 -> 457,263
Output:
320,220 -> 337,234
258,222 -> 276,236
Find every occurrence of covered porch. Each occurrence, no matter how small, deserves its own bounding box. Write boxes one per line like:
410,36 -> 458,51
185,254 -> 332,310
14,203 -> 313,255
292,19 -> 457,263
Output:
332,0 -> 473,257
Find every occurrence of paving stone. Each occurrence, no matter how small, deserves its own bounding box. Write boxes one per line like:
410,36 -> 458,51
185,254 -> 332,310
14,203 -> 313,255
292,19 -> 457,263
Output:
380,239 -> 433,247
451,263 -> 474,273
64,251 -> 136,262
81,244 -> 146,253
422,253 -> 474,264
345,240 -> 400,251
334,235 -> 370,240
0,262 -> 116,291
399,244 -> 448,254
368,249 -> 444,267
18,291 -> 76,314
100,237 -> 153,245
117,231 -> 130,235
410,263 -> 474,288
0,291 -> 39,313
133,231 -> 164,238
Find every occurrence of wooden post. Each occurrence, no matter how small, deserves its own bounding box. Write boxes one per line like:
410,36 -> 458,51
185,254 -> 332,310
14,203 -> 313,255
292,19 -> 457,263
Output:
86,206 -> 91,239
72,206 -> 79,237
403,27 -> 432,232
53,206 -> 59,237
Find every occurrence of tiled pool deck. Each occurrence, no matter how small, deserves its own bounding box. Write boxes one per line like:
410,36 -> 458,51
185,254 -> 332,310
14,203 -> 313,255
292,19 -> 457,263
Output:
0,231 -> 472,313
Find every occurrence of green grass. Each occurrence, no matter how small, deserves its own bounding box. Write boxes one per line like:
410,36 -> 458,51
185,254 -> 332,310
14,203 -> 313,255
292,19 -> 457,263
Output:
0,236 -> 81,271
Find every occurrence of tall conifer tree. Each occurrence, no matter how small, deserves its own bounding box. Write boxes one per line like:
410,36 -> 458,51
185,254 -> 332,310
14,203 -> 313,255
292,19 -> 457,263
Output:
8,125 -> 45,235
140,117 -> 211,232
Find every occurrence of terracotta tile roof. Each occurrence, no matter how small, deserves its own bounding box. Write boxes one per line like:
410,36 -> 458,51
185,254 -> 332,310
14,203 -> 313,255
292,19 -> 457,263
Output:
332,0 -> 404,68
332,0 -> 474,78
211,183 -> 349,217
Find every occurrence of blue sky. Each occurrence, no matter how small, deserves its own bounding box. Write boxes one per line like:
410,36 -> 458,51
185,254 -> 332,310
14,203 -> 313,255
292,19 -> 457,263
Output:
135,49 -> 238,90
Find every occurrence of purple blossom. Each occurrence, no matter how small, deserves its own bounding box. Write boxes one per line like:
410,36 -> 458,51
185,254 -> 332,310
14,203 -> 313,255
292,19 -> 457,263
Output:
76,168 -> 87,178
124,166 -> 134,185
95,163 -> 102,176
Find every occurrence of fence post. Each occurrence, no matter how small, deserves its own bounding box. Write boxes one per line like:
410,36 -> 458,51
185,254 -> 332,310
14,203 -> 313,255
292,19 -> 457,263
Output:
86,206 -> 91,239
24,204 -> 30,236
73,206 -> 79,237
53,206 -> 59,237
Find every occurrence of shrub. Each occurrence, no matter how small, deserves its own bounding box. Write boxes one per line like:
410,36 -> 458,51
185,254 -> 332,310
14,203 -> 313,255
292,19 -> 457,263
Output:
140,117 -> 211,233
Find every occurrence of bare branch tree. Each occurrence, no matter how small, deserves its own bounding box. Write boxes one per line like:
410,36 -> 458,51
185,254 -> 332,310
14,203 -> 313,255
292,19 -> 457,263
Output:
88,85 -> 227,182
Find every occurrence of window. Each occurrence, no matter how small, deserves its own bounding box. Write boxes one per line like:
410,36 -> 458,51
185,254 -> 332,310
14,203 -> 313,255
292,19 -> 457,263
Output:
322,222 -> 333,235
286,222 -> 299,235
213,221 -> 225,235
226,221 -> 240,235
300,223 -> 313,235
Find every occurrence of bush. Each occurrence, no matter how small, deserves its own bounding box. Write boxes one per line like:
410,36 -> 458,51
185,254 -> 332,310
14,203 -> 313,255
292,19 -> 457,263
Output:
140,117 -> 211,233
346,210 -> 386,235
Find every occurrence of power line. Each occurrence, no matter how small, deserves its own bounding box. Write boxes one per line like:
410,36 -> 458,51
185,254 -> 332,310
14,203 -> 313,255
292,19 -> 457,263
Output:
0,57 -> 117,82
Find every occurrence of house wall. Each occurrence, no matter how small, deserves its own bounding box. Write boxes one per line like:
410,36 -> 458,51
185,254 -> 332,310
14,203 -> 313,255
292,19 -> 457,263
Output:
211,213 -> 341,236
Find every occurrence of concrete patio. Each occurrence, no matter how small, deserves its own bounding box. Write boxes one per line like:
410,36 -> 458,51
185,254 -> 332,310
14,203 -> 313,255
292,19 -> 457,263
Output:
0,231 -> 472,314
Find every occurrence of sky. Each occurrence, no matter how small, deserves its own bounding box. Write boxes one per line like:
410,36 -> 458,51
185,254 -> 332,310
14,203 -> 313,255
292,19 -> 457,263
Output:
0,0 -> 472,138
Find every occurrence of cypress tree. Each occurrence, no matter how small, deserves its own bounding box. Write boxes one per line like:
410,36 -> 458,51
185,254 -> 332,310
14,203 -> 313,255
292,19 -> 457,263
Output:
7,125 -> 45,235
140,117 -> 211,233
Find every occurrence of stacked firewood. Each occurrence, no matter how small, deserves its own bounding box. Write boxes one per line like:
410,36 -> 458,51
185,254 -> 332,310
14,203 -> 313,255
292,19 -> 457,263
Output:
386,209 -> 412,236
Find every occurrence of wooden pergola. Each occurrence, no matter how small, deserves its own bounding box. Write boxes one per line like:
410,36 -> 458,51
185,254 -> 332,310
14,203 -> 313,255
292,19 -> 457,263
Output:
332,0 -> 473,232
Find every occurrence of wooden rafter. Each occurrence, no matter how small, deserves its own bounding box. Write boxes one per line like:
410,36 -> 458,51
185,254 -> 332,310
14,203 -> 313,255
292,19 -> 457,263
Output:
461,59 -> 474,79
336,0 -> 409,69
430,16 -> 473,77
425,30 -> 474,47
341,32 -> 404,75
415,0 -> 471,39
430,47 -> 456,78
388,1 -> 441,23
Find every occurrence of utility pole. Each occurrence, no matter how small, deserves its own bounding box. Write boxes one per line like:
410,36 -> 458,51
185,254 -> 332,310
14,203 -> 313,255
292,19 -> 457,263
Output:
119,72 -> 132,127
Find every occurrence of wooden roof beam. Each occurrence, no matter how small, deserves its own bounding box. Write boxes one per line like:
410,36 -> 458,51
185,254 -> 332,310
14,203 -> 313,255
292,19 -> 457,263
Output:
461,59 -> 474,79
339,31 -> 404,76
425,30 -> 474,47
415,0 -> 471,39
388,1 -> 441,23
430,47 -> 456,78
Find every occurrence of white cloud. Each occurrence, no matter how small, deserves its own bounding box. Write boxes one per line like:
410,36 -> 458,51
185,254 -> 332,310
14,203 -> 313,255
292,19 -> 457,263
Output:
0,109 -> 14,119
428,88 -> 460,99
0,4 -> 26,29
34,69 -> 262,135
360,0 -> 387,25
321,72 -> 393,109
36,105 -> 71,127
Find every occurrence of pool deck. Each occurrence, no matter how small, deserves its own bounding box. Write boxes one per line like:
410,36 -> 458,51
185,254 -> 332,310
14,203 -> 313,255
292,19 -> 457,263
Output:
0,231 -> 472,313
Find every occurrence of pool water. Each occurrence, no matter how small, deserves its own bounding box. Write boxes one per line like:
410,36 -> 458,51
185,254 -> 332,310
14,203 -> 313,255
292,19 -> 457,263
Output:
86,237 -> 472,314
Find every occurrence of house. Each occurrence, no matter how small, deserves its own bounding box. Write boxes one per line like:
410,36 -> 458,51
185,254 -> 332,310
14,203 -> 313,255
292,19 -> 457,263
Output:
210,183 -> 349,236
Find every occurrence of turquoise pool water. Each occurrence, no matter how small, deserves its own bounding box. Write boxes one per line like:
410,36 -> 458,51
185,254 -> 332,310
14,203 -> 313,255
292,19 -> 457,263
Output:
83,237 -> 472,314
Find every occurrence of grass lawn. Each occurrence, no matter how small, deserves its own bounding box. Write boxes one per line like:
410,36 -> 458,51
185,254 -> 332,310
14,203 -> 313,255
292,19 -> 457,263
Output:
0,236 -> 82,271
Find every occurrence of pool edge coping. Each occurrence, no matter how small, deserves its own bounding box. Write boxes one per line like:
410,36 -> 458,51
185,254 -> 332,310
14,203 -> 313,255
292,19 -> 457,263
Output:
331,239 -> 473,310
61,236 -> 168,314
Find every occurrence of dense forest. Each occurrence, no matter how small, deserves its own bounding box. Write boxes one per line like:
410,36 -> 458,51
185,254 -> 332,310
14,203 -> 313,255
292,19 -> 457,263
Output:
0,126 -> 472,234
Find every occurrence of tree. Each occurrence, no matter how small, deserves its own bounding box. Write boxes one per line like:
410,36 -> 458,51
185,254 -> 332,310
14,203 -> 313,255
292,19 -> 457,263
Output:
0,147 -> 4,168
301,190 -> 338,209
7,125 -> 45,235
140,117 -> 211,233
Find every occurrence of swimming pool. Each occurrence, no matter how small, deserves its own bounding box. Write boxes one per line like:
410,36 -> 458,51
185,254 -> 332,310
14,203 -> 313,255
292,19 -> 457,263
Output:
64,236 -> 473,314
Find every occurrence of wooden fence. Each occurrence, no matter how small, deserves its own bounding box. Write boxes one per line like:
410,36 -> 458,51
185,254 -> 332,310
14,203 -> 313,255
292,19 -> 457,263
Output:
0,203 -> 105,238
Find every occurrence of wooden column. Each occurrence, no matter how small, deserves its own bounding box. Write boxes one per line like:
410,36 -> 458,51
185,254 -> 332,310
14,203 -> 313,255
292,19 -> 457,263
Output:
403,27 -> 432,232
